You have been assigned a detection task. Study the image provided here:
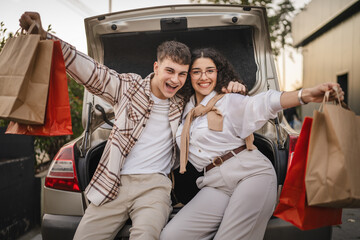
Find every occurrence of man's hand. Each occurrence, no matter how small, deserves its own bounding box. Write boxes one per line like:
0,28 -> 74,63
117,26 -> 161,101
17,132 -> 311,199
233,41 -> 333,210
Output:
302,83 -> 344,103
221,81 -> 247,95
19,12 -> 47,39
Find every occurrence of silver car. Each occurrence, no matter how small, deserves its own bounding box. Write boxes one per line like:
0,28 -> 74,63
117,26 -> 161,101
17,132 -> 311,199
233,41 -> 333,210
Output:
41,4 -> 332,240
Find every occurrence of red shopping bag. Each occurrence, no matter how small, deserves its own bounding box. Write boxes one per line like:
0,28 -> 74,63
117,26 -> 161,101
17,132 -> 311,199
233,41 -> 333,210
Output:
6,40 -> 73,136
273,117 -> 342,230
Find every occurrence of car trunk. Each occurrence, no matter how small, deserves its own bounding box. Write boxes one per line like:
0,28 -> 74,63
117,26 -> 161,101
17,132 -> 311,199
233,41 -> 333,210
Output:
81,3 -> 287,190
81,133 -> 285,239
101,25 -> 257,89
81,0 -> 287,217
79,4 -> 286,190
83,133 -> 282,202
82,4 -> 281,131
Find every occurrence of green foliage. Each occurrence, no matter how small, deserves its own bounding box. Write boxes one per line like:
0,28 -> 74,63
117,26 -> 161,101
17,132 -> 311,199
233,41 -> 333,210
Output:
0,21 -> 84,164
0,21 -> 6,50
35,77 -> 84,162
190,0 -> 296,56
268,0 -> 295,56
67,76 -> 84,138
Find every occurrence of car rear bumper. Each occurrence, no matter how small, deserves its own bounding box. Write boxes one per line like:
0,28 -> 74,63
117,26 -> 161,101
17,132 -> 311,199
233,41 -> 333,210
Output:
41,214 -> 332,240
41,214 -> 82,240
41,214 -> 131,240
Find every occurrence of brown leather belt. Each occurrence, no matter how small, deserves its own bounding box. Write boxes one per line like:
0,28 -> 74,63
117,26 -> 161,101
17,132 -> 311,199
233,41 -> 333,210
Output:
205,145 -> 246,172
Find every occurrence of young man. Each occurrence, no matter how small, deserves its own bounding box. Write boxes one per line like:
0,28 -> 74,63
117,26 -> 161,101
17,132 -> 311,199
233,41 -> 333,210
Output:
20,11 -> 190,240
20,11 -> 246,240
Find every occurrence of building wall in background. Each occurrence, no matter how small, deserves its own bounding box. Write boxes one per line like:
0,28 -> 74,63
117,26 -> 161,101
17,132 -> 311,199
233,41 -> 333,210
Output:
292,0 -> 360,117
292,0 -> 356,46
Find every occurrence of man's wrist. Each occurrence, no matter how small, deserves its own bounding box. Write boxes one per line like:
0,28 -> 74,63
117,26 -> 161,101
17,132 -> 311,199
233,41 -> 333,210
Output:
40,30 -> 47,40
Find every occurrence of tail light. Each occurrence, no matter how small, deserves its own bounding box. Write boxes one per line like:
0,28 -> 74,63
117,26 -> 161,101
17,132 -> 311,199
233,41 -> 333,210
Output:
45,143 -> 80,192
287,134 -> 299,171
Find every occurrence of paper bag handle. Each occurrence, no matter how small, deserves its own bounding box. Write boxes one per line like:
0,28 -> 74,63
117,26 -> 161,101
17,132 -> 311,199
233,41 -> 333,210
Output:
27,23 -> 38,34
319,88 -> 349,112
319,91 -> 330,112
17,23 -> 38,35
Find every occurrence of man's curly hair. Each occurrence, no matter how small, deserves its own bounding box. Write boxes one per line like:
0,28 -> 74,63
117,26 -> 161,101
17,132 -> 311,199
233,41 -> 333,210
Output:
178,48 -> 247,103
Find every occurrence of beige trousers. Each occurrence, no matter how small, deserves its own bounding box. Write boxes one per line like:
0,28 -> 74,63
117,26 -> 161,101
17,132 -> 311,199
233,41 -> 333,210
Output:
160,149 -> 277,240
74,173 -> 172,240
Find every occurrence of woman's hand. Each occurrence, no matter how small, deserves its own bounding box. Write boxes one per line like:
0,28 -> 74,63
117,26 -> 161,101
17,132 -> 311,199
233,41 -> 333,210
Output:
19,12 -> 47,40
280,82 -> 345,109
222,81 -> 247,95
302,82 -> 344,103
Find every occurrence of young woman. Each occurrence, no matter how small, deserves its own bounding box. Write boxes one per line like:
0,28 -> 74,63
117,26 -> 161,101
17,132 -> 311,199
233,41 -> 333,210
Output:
160,48 -> 344,240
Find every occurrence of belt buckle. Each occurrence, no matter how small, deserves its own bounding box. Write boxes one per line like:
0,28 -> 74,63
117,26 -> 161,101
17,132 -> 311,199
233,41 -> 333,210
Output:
212,156 -> 223,167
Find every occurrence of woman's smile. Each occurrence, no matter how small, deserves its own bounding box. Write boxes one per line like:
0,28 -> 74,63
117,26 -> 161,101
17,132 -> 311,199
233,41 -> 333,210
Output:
190,57 -> 218,103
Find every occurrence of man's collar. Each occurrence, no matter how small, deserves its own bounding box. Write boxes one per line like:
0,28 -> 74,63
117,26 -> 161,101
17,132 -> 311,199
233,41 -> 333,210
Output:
144,73 -> 154,97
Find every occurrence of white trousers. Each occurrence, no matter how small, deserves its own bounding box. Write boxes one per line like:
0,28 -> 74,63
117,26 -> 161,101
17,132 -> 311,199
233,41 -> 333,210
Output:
161,149 -> 277,240
74,173 -> 172,240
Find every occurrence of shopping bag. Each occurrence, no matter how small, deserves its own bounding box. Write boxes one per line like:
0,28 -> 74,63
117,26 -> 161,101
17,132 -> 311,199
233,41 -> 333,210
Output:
5,40 -> 73,136
305,93 -> 360,208
0,26 -> 53,124
273,117 -> 342,230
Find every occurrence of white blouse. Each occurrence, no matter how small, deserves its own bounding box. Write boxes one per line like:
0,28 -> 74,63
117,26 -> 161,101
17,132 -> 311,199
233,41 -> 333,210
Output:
176,90 -> 283,172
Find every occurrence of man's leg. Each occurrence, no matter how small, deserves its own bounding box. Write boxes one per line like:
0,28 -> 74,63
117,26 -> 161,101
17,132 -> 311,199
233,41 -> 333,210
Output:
160,187 -> 230,240
73,176 -> 132,240
128,174 -> 173,240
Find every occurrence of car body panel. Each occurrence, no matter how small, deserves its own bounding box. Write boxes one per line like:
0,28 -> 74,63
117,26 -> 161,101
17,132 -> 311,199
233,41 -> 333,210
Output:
44,187 -> 85,216
42,214 -> 332,240
42,214 -> 82,240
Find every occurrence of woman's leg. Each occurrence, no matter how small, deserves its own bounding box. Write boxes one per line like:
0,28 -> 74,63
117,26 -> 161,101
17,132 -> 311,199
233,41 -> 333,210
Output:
160,187 -> 230,240
214,170 -> 277,240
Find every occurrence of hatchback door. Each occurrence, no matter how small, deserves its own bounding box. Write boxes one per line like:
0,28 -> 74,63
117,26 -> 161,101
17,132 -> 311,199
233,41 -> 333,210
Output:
83,4 -> 281,133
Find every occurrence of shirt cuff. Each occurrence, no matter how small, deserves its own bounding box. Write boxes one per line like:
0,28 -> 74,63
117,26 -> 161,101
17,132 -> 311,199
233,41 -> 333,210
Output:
268,89 -> 283,114
46,32 -> 56,40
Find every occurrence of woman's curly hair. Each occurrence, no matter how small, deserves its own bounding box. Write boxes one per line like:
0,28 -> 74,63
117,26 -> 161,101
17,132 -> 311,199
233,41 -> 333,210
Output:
178,48 -> 247,102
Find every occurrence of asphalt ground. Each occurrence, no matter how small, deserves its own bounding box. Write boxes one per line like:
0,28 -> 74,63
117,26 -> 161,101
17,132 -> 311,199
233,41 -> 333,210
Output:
332,208 -> 360,240
17,208 -> 360,240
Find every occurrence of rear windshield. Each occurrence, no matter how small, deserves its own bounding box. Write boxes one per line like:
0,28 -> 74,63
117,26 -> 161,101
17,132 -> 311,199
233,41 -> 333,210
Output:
102,25 -> 257,90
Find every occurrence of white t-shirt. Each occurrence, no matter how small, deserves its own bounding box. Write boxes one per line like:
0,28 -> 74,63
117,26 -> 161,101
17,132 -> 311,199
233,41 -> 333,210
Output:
121,93 -> 172,175
176,90 -> 283,172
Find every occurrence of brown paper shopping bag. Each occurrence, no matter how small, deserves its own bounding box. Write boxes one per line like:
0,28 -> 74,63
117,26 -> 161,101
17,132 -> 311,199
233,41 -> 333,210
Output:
305,92 -> 360,208
0,25 -> 53,124
6,40 -> 73,136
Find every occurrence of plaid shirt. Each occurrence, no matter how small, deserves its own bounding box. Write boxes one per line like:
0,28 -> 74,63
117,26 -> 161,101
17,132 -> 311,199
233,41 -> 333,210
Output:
49,34 -> 185,206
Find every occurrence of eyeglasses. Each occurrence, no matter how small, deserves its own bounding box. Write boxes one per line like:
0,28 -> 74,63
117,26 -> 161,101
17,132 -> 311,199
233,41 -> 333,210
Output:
189,69 -> 218,80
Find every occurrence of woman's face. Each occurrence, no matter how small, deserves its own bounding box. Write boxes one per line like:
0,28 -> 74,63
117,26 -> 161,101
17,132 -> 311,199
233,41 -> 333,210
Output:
190,57 -> 218,104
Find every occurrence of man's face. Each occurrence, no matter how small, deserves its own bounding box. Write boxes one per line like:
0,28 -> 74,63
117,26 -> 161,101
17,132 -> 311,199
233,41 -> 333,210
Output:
151,58 -> 189,99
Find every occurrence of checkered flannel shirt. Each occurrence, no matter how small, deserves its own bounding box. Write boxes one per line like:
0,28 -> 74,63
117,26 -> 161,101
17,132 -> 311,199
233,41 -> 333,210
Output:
49,34 -> 185,206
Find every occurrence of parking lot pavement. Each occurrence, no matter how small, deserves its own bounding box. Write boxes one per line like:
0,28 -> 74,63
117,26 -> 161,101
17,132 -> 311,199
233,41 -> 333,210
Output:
16,209 -> 359,240
332,208 -> 360,240
16,227 -> 41,240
